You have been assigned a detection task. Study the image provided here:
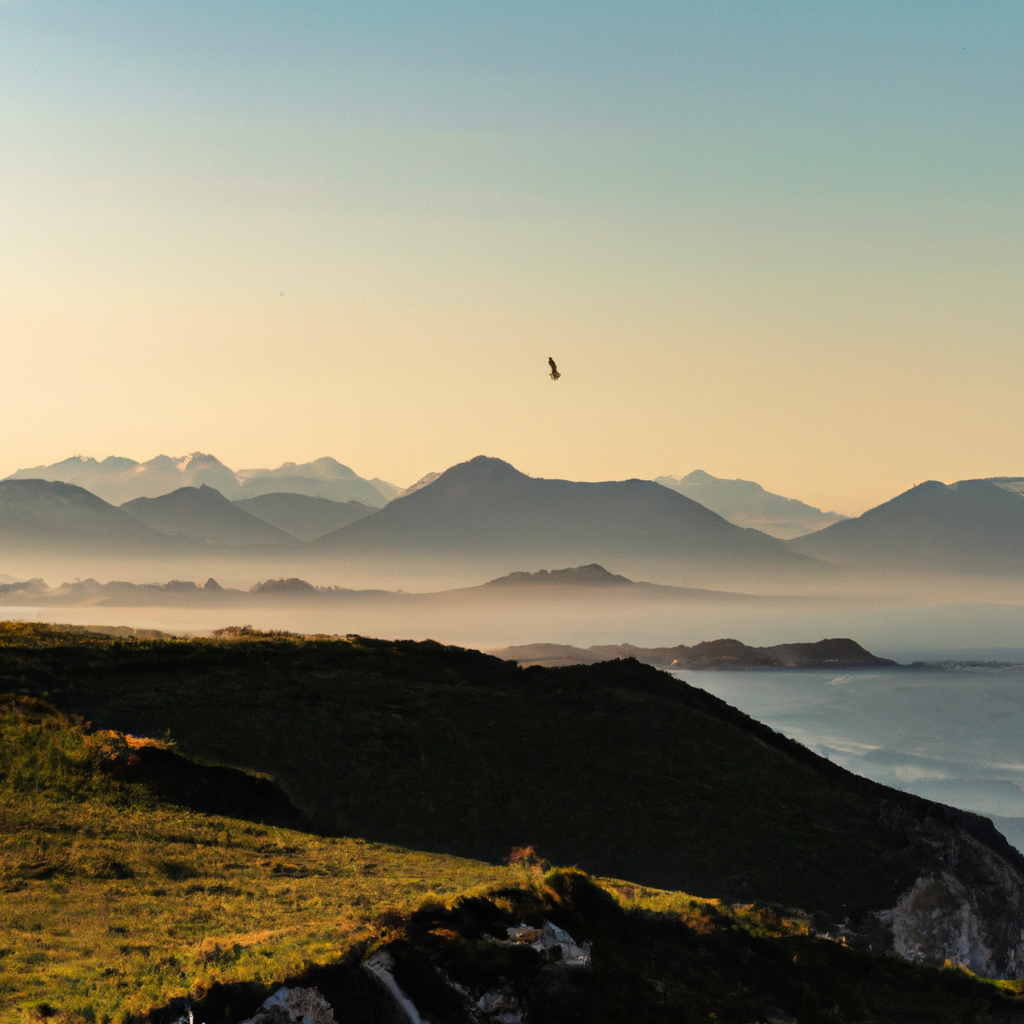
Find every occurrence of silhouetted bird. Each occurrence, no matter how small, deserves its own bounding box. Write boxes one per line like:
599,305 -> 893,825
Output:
548,357 -> 561,381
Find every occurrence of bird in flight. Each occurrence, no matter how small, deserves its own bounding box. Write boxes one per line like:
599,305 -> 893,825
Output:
548,357 -> 561,380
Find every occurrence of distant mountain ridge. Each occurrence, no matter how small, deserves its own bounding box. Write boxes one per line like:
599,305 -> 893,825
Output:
0,565 -> 767,609
492,637 -> 897,670
233,492 -> 376,542
789,478 -> 1024,576
315,455 -> 826,587
657,470 -> 847,539
485,564 -> 635,587
121,485 -> 299,547
0,479 -> 168,552
5,453 -> 397,507
234,457 -> 399,505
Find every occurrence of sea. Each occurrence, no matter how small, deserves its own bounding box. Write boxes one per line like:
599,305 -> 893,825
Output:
677,664 -> 1024,854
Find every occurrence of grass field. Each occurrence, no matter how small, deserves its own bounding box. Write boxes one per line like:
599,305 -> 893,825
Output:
0,694 -> 514,1021
4,623 -> 1024,1023
0,621 -> 998,915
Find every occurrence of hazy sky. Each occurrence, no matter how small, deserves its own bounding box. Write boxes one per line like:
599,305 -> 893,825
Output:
2,2 -> 1021,514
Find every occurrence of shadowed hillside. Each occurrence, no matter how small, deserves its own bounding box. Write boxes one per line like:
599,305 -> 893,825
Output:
5,691 -> 1023,1023
0,479 -> 168,552
5,621 -> 1024,984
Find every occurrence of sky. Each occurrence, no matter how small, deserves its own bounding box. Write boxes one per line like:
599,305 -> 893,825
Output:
1,1 -> 1021,515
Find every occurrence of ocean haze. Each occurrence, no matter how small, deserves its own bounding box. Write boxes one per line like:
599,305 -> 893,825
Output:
681,666 -> 1024,855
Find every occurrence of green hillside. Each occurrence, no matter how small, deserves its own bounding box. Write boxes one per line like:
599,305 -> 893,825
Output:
2,690 -> 1023,1024
0,621 -> 1006,917
0,693 -> 507,1021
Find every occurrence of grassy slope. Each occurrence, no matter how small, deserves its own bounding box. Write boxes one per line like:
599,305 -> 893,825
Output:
2,693 -> 1023,1024
0,622 -> 990,918
0,695 -> 508,1022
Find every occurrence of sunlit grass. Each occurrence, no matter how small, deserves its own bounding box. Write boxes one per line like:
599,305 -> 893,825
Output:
0,697 -> 511,1023
0,796 -> 511,1022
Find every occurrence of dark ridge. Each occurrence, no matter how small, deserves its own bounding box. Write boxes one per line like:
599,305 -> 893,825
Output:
939,805 -> 1024,877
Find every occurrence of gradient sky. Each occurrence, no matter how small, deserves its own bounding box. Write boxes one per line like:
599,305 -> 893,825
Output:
1,1 -> 1021,514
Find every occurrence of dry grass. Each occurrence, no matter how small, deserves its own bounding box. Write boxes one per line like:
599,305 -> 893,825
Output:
0,698 -> 512,1024
0,795 -> 511,1022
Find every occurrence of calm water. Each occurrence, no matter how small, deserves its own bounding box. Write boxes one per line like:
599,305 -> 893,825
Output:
678,666 -> 1024,852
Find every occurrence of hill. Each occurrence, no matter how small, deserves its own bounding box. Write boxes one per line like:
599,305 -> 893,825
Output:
236,457 -> 397,506
477,563 -> 764,603
484,563 -> 635,588
234,492 -> 376,542
0,479 -> 167,552
790,479 -> 1024,575
315,456 -> 828,587
4,622 -> 1024,981
656,470 -> 847,539
121,485 -> 300,547
6,690 -> 1022,1023
492,637 -> 897,669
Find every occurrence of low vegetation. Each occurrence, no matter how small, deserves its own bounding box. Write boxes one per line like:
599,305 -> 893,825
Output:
1,685 -> 1023,1022
0,695 -> 507,1021
4,623 -> 1024,1022
0,621 -> 1000,916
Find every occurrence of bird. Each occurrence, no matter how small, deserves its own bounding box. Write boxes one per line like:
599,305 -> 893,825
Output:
548,357 -> 561,381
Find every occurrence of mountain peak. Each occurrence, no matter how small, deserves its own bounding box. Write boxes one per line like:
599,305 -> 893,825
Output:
657,470 -> 847,540
445,455 -> 530,480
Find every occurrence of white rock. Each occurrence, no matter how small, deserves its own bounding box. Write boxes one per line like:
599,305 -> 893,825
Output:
237,986 -> 335,1024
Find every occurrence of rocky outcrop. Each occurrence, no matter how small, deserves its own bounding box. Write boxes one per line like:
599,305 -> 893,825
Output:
855,816 -> 1024,977
363,920 -> 591,1023
238,986 -> 336,1024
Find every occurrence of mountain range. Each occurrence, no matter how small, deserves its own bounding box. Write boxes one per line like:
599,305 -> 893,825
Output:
0,563 -> 768,609
5,454 -> 1024,587
656,469 -> 848,539
0,478 -> 168,552
313,455 -> 824,585
233,492 -> 376,541
0,479 -> 379,551
121,485 -> 301,547
789,478 -> 1024,576
5,453 -> 398,506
